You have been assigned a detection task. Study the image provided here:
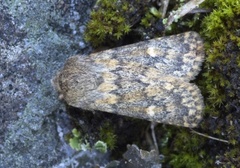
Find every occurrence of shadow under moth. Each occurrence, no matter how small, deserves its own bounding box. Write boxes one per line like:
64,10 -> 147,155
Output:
53,31 -> 205,128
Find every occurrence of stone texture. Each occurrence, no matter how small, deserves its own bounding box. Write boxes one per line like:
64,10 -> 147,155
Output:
0,0 -> 95,167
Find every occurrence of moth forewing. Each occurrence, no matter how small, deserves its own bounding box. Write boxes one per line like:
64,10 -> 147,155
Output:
90,31 -> 204,81
92,77 -> 203,128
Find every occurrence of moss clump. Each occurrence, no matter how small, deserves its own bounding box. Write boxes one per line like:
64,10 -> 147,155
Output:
68,128 -> 109,153
99,122 -> 117,150
160,0 -> 240,167
69,128 -> 91,151
161,127 -> 211,168
172,0 -> 240,165
200,0 -> 240,141
84,0 -> 131,47
169,153 -> 204,168
140,7 -> 162,28
94,140 -> 108,153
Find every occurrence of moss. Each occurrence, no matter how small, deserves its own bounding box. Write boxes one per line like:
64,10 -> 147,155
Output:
140,11 -> 155,28
159,0 -> 240,167
215,147 -> 240,167
99,122 -> 117,150
69,128 -> 91,151
140,7 -> 162,28
169,153 -> 203,168
198,0 -> 240,166
200,0 -> 240,138
161,127 -> 210,168
68,128 -> 109,153
93,140 -> 108,153
84,0 -> 131,47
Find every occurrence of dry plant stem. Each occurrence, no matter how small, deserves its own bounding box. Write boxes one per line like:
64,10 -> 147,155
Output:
151,122 -> 159,154
161,0 -> 169,18
165,0 -> 205,28
145,125 -> 155,150
188,8 -> 212,14
190,129 -> 229,144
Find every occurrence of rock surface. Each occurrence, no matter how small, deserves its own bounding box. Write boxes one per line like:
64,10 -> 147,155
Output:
0,0 -> 95,167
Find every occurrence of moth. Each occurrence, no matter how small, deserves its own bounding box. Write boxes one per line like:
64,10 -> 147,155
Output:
53,31 -> 205,128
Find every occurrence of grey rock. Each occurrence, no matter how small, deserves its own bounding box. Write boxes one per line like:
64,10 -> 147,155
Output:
121,144 -> 162,168
106,144 -> 162,168
0,0 -> 95,167
53,150 -> 109,168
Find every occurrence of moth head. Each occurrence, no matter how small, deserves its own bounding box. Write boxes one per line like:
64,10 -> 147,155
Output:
52,56 -> 100,107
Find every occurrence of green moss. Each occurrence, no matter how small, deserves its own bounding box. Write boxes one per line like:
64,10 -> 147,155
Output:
161,127 -> 210,168
84,0 -> 131,47
140,12 -> 154,28
201,0 -> 240,39
216,147 -> 240,167
197,0 -> 240,166
99,122 -> 117,150
140,7 -> 162,28
69,128 -> 91,151
68,128 -> 109,153
200,0 -> 240,118
149,7 -> 162,18
170,153 -> 203,168
160,0 -> 240,167
93,140 -> 108,153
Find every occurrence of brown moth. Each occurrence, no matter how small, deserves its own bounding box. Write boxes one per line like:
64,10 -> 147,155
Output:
53,31 -> 205,128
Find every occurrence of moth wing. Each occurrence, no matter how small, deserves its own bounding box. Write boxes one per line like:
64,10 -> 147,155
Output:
83,77 -> 204,128
90,31 -> 204,81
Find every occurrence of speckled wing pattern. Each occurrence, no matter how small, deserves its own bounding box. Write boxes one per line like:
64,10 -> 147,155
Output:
53,31 -> 205,128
